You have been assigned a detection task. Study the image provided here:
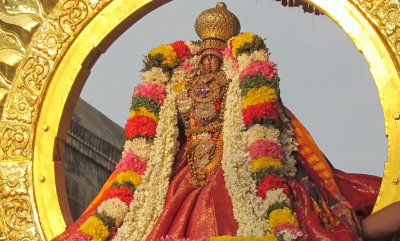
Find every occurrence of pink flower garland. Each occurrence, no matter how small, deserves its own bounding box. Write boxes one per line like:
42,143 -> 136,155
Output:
222,47 -> 239,70
247,140 -> 283,160
239,60 -> 277,82
134,83 -> 167,104
116,150 -> 147,175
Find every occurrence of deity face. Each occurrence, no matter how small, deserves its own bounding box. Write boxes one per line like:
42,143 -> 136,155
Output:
200,54 -> 222,74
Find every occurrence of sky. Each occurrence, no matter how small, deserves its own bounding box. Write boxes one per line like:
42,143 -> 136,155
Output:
80,0 -> 387,176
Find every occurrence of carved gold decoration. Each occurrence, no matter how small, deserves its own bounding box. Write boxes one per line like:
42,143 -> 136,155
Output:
1,0 -> 119,239
1,0 -> 113,162
1,122 -> 31,159
7,88 -> 38,123
340,0 -> 400,212
34,21 -> 69,59
0,0 -> 399,240
0,161 -> 43,240
0,163 -> 28,196
0,0 -> 56,116
352,0 -> 400,72
19,56 -> 51,95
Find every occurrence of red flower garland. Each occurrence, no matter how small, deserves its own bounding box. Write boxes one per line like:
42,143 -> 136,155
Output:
125,115 -> 157,139
171,41 -> 191,59
257,174 -> 290,199
242,101 -> 279,126
103,187 -> 134,205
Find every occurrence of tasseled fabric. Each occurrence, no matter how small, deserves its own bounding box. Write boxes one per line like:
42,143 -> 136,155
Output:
275,0 -> 323,15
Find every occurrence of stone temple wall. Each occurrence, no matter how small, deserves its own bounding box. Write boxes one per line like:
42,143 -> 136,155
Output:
63,98 -> 124,220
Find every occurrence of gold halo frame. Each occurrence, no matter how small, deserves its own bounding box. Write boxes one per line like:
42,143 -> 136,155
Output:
0,0 -> 399,240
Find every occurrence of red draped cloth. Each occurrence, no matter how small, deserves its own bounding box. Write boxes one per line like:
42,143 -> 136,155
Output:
52,110 -> 381,241
146,165 -> 238,240
146,164 -> 380,241
146,133 -> 239,240
146,111 -> 381,241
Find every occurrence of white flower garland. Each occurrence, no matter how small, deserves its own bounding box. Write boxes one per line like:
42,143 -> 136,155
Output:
221,41 -> 300,240
141,67 -> 170,84
237,50 -> 269,73
243,124 -> 281,146
97,198 -> 129,226
114,84 -> 179,241
221,58 -> 269,236
263,189 -> 291,208
278,107 -> 298,177
223,57 -> 239,81
185,40 -> 201,54
123,138 -> 153,160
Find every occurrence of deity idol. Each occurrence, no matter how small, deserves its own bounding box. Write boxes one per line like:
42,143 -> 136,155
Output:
53,3 -> 400,241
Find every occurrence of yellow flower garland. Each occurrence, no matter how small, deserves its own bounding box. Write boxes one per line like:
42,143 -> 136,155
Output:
269,207 -> 299,230
231,32 -> 256,57
79,216 -> 110,241
242,86 -> 277,108
115,170 -> 142,186
129,107 -> 158,121
149,44 -> 177,67
252,157 -> 283,172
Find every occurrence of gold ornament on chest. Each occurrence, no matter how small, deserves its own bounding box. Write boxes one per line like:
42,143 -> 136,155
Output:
189,72 -> 227,121
186,134 -> 224,187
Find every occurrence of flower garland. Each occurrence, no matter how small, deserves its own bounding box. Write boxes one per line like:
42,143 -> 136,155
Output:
69,35 -> 303,241
277,107 -> 298,177
222,32 -> 302,240
115,83 -> 179,241
142,40 -> 199,78
114,34 -> 301,240
113,41 -> 199,241
71,79 -> 169,240
72,146 -> 149,240
66,41 -> 197,241
221,65 -> 268,236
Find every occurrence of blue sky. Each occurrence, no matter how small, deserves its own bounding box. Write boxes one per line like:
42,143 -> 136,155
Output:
80,0 -> 387,176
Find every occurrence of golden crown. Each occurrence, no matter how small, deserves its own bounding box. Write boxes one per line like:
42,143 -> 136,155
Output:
195,2 -> 241,51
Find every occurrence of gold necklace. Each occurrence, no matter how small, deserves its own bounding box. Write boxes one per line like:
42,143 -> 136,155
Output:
189,72 -> 228,121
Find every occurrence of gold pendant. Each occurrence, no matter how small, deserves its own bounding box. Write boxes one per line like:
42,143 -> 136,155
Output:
194,102 -> 216,120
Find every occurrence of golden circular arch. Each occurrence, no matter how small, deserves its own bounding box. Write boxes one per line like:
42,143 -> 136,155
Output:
0,0 -> 399,240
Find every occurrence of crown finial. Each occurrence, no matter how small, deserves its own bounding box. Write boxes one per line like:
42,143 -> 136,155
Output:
195,2 -> 241,51
216,2 -> 227,9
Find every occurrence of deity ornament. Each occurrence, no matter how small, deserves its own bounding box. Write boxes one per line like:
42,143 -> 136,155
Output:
53,2 -> 400,241
195,2 -> 240,52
